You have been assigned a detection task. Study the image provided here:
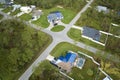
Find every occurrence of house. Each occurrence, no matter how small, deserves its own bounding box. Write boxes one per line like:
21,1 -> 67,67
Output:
32,10 -> 42,20
51,51 -> 77,72
20,6 -> 32,13
96,6 -> 109,13
47,11 -> 63,25
82,27 -> 101,41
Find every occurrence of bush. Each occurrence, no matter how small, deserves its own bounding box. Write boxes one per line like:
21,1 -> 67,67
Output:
87,69 -> 93,76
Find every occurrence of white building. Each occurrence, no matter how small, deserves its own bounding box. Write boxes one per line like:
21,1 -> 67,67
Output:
96,6 -> 109,13
20,6 -> 32,13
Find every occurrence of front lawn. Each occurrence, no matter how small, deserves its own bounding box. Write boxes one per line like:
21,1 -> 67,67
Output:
67,28 -> 105,50
19,13 -> 32,21
32,7 -> 77,28
51,25 -> 65,32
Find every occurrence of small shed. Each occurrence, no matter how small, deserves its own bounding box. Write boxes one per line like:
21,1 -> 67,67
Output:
32,10 -> 42,20
47,11 -> 63,23
96,6 -> 109,13
82,27 -> 100,41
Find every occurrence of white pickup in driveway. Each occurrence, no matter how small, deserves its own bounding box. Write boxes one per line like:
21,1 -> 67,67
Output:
46,55 -> 54,61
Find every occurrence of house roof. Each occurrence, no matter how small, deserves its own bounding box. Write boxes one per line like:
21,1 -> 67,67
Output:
57,62 -> 71,72
82,27 -> 100,41
47,11 -> 63,22
96,6 -> 109,13
59,52 -> 77,64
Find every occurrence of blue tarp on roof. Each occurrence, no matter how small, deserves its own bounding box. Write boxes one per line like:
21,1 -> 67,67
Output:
59,52 -> 77,64
47,11 -> 63,22
82,27 -> 100,41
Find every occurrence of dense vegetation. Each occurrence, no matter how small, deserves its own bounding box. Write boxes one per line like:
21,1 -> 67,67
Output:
14,0 -> 86,11
0,19 -> 51,80
106,36 -> 120,55
29,60 -> 69,80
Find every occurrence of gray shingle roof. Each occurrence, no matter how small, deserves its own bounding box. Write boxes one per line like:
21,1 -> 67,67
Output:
82,27 -> 100,41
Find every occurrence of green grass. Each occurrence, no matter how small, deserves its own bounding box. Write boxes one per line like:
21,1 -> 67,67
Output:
0,3 -> 3,8
0,14 -> 3,19
100,33 -> 107,43
51,25 -> 65,32
75,6 -> 111,32
110,25 -> 120,36
50,42 -> 102,80
2,7 -> 13,13
10,9 -> 21,16
67,28 -> 105,50
69,59 -> 98,80
32,7 -> 77,28
19,13 -> 32,21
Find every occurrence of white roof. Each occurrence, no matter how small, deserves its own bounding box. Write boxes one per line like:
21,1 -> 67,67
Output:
20,6 -> 32,13
96,6 -> 107,12
103,77 -> 113,80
